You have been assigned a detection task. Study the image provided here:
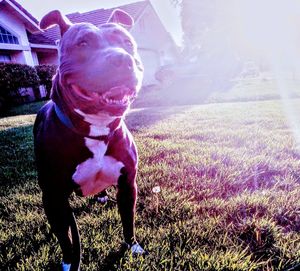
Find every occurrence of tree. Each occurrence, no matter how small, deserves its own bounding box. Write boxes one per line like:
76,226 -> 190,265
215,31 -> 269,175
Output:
170,0 -> 242,90
171,0 -> 218,59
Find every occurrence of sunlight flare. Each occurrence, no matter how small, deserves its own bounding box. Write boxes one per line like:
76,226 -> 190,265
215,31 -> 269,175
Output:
228,0 -> 300,148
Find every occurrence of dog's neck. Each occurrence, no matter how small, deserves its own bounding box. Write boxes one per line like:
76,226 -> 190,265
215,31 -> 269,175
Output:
51,73 -> 122,139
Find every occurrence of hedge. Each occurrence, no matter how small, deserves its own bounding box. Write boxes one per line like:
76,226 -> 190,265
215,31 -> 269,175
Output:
0,63 -> 57,111
35,64 -> 57,99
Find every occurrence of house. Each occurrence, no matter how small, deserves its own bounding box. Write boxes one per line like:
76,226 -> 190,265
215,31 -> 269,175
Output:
0,0 -> 40,65
0,0 -> 179,86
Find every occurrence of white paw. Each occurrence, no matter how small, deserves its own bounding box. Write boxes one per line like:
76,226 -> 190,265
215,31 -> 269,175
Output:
130,243 -> 145,255
61,261 -> 71,271
96,195 -> 109,204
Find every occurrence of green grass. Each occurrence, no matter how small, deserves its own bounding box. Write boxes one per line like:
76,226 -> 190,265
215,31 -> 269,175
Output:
133,77 -> 300,108
1,98 -> 300,270
0,100 -> 46,118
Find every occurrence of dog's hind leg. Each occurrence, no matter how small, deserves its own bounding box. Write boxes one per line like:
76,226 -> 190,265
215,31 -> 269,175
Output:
42,194 -> 81,271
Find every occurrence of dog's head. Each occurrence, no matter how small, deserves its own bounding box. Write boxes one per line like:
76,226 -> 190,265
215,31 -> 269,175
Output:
40,9 -> 143,117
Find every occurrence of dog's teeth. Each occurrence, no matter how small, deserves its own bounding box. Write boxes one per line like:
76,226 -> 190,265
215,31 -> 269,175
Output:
102,95 -> 132,106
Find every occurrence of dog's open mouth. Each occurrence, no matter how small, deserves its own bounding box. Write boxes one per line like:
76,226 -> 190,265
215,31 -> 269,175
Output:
71,84 -> 136,107
101,86 -> 136,106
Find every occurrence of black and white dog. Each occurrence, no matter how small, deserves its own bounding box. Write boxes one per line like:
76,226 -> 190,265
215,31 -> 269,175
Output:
34,9 -> 144,271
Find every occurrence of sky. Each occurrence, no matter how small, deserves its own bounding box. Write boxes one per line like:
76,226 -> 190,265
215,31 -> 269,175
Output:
16,0 -> 183,45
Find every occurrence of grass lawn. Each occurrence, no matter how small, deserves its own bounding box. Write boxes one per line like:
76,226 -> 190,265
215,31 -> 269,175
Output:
0,98 -> 300,270
133,77 -> 300,108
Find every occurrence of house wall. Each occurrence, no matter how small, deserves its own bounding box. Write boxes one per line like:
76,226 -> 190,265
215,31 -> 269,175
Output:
34,50 -> 58,65
0,7 -> 35,65
137,48 -> 160,85
130,5 -> 178,85
31,50 -> 39,65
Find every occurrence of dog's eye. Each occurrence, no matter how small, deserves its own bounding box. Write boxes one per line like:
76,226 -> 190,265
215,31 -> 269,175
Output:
78,41 -> 88,47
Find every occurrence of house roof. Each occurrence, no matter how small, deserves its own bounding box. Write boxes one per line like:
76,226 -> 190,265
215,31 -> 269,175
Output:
0,0 -> 40,32
29,1 -> 148,46
67,1 -> 148,25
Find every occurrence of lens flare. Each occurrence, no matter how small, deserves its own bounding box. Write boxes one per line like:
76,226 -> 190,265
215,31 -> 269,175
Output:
228,0 -> 300,148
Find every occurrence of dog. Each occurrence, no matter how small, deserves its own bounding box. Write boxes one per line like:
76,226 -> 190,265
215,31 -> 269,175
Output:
33,9 -> 144,271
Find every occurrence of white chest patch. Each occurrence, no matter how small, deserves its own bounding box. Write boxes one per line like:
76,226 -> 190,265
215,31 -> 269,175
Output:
72,137 -> 124,197
74,109 -> 117,136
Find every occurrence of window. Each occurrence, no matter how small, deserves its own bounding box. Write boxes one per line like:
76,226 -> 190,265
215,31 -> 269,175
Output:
0,25 -> 19,44
0,52 -> 11,62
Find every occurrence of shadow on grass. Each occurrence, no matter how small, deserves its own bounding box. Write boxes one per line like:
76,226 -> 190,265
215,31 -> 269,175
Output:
45,263 -> 61,271
0,124 -> 37,196
127,105 -> 190,132
44,247 -> 130,271
0,100 -> 47,118
98,246 -> 129,271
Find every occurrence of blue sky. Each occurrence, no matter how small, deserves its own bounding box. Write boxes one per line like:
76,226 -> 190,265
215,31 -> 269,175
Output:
17,0 -> 183,45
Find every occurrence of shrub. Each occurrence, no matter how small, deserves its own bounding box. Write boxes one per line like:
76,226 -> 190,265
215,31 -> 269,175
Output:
35,64 -> 57,99
0,63 -> 40,111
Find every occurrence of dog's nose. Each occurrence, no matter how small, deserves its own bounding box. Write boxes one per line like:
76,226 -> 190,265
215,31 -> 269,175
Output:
107,53 -> 133,70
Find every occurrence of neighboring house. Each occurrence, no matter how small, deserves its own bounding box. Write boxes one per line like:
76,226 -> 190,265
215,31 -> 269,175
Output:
0,0 -> 40,65
0,0 -> 179,86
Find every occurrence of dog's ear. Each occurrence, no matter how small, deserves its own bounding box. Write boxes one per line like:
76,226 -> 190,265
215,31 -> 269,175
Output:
107,9 -> 134,28
40,10 -> 72,36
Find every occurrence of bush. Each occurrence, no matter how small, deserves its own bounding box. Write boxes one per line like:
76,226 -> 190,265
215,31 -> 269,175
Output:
35,64 -> 57,99
0,63 -> 40,111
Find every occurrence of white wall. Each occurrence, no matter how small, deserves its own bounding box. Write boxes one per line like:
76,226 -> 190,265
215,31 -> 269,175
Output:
0,7 -> 35,66
130,5 -> 178,85
31,50 -> 39,65
138,49 -> 160,85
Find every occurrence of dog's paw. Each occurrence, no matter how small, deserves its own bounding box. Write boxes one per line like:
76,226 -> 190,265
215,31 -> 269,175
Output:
130,242 -> 145,255
61,261 -> 71,271
95,195 -> 109,204
123,242 -> 146,255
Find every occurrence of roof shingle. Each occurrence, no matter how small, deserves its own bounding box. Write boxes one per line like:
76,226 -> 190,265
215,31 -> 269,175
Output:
29,1 -> 148,46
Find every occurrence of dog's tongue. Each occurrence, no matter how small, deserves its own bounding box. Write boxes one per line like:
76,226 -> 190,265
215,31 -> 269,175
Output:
71,84 -> 97,101
103,86 -> 133,100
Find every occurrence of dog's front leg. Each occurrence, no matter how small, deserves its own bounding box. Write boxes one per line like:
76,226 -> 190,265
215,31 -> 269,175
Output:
108,124 -> 145,254
117,167 -> 137,245
117,167 -> 144,254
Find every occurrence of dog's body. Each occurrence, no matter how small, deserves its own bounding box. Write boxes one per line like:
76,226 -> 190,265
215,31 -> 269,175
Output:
33,9 -> 144,270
